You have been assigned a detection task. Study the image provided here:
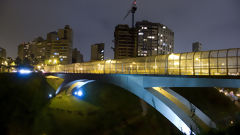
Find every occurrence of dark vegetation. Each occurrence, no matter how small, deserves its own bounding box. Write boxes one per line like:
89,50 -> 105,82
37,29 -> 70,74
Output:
171,87 -> 240,134
0,73 -> 54,134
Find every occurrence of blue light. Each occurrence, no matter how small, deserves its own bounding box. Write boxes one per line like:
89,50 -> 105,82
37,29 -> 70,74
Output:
49,94 -> 53,98
60,58 -> 63,61
19,69 -> 32,74
73,89 -> 84,97
77,91 -> 83,96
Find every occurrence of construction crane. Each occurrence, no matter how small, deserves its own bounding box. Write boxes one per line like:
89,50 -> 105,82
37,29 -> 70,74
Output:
123,0 -> 137,28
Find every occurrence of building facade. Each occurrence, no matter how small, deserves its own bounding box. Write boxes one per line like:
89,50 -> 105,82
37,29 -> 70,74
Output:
72,48 -> 83,63
47,25 -> 73,65
0,47 -> 6,59
114,25 -> 137,59
32,37 -> 48,65
91,43 -> 104,61
18,42 -> 37,65
136,20 -> 174,56
18,25 -> 73,66
192,42 -> 202,52
0,47 -> 7,71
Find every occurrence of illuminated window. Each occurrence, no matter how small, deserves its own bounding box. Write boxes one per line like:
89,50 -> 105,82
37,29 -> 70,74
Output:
138,32 -> 144,35
147,36 -> 155,39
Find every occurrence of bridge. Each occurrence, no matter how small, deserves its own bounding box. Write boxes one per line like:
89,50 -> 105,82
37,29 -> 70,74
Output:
43,48 -> 240,135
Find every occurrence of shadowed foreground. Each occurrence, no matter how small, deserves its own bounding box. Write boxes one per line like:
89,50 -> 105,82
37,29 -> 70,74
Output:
1,73 -> 240,135
0,73 -> 180,135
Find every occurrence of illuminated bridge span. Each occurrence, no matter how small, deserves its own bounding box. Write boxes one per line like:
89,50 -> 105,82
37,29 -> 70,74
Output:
44,48 -> 240,76
45,48 -> 240,135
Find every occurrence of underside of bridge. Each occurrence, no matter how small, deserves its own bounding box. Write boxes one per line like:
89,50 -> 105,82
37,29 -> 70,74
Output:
45,73 -> 240,135
170,87 -> 240,128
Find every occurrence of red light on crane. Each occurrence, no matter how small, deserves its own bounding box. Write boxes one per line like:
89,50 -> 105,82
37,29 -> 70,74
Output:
133,0 -> 136,5
123,0 -> 137,28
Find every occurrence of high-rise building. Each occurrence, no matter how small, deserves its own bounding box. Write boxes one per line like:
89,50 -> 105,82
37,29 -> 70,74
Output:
18,42 -> 37,65
136,20 -> 174,56
72,48 -> 83,63
0,47 -> 7,71
192,42 -> 202,52
17,25 -> 73,65
91,43 -> 104,61
32,37 -> 48,64
114,25 -> 137,59
0,47 -> 6,58
47,25 -> 73,65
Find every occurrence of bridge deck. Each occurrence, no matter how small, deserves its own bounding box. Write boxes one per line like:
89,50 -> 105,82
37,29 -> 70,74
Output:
44,48 -> 240,76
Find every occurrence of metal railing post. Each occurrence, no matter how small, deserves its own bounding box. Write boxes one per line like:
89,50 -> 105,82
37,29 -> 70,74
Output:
185,52 -> 189,75
154,56 -> 157,75
165,54 -> 169,75
237,49 -> 239,74
226,49 -> 229,75
193,52 -> 196,75
179,53 -> 182,75
217,50 -> 219,74
208,51 -> 211,76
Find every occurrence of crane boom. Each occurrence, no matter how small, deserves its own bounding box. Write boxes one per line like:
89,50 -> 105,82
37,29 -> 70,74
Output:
123,10 -> 131,20
123,0 -> 137,28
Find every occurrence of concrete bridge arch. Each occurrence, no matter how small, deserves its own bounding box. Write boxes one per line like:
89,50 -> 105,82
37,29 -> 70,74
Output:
46,73 -> 227,135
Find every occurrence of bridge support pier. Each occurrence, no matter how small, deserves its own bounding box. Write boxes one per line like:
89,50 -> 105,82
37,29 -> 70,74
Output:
106,75 -> 201,134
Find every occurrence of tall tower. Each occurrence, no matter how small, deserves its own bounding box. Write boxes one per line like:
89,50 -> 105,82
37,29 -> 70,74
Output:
48,25 -> 73,64
136,20 -> 174,56
17,42 -> 37,64
114,24 -> 137,59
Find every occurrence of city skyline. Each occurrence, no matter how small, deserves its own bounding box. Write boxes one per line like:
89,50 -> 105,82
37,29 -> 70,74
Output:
0,0 -> 239,61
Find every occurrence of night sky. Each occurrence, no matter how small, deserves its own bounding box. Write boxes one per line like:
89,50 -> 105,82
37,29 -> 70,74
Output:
0,0 -> 239,61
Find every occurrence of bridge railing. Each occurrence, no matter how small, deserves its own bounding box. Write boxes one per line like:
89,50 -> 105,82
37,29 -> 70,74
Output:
44,48 -> 240,76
